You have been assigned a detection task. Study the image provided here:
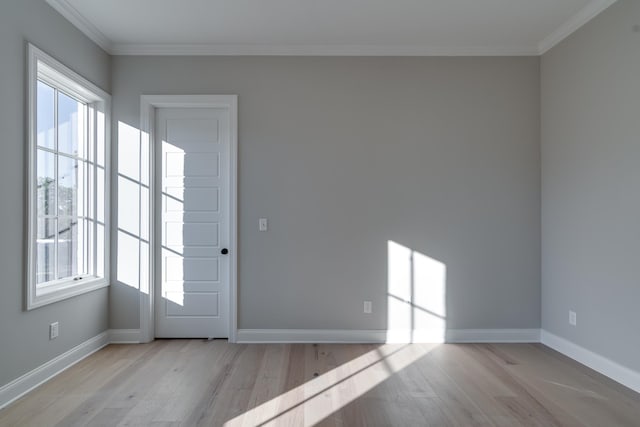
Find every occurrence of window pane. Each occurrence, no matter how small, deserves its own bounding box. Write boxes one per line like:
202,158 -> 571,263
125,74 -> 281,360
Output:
58,156 -> 78,217
37,81 -> 55,149
58,91 -> 85,157
36,218 -> 55,284
37,149 -> 56,216
57,217 -> 79,280
76,160 -> 87,217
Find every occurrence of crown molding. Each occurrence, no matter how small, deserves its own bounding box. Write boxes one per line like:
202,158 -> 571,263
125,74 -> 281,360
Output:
45,0 -> 112,53
538,0 -> 618,54
47,0 -> 617,57
110,43 -> 539,56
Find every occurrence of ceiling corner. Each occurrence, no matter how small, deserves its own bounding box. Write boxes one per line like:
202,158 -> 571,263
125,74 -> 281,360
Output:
45,0 -> 620,58
537,0 -> 618,55
46,0 -> 113,53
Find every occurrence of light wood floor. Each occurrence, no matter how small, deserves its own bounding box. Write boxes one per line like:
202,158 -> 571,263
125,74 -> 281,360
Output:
1,341 -> 639,426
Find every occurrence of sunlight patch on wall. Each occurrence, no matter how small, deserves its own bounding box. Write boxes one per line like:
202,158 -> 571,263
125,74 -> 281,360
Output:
118,122 -> 141,182
115,121 -> 150,293
161,140 -> 186,306
116,230 -> 140,289
387,240 -> 446,343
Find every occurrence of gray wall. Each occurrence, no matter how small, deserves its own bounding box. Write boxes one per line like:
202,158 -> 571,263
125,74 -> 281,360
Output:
541,0 -> 640,371
111,56 -> 541,331
0,0 -> 110,387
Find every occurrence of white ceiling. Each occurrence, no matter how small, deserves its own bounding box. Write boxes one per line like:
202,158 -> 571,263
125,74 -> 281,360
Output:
46,0 -> 618,56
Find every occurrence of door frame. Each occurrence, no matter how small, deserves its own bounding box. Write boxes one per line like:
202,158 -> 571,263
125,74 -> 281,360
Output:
139,95 -> 238,343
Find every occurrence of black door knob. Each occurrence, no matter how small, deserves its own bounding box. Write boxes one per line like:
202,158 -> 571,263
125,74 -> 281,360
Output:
221,248 -> 229,255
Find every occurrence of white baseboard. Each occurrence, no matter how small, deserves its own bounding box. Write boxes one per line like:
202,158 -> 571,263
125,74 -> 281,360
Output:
448,328 -> 541,343
237,329 -> 387,343
541,330 -> 640,394
236,328 -> 541,344
0,331 -> 109,410
108,329 -> 141,344
7,327 -> 636,413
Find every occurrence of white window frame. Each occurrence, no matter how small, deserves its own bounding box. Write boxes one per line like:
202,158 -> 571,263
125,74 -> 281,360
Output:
26,44 -> 111,310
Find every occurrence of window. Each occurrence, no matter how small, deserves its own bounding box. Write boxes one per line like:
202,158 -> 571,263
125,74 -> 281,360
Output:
26,44 -> 110,309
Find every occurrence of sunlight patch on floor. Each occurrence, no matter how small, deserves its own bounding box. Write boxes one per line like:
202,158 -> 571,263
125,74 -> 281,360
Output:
224,343 -> 438,426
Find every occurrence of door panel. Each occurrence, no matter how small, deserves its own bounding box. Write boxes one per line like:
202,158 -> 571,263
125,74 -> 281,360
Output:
165,222 -> 219,247
165,292 -> 219,316
155,107 -> 229,338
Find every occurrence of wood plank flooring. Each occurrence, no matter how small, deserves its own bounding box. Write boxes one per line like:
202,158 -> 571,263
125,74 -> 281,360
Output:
1,341 -> 639,426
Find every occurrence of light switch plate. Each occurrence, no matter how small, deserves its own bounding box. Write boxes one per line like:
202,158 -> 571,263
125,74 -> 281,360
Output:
50,322 -> 59,340
259,218 -> 268,231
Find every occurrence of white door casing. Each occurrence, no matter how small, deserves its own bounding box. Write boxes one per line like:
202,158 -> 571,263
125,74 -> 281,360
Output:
139,95 -> 237,342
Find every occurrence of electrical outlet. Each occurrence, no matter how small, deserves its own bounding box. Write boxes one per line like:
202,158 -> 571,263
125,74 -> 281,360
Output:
363,301 -> 372,314
569,311 -> 577,326
50,322 -> 59,340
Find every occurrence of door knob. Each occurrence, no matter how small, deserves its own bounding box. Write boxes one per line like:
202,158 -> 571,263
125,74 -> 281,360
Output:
221,248 -> 229,255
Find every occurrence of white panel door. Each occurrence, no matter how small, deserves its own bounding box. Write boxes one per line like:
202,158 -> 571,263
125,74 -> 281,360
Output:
155,107 -> 230,338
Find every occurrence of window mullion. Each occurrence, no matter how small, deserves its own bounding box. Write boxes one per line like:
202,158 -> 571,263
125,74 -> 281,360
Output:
92,106 -> 98,277
53,88 -> 59,281
52,150 -> 86,162
85,104 -> 91,276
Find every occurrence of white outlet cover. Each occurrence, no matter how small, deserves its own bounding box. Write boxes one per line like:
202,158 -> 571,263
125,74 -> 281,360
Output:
569,311 -> 577,326
363,301 -> 372,314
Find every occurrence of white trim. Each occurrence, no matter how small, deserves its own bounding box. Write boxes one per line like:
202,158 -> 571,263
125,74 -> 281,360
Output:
28,278 -> 109,310
45,0 -> 112,52
236,329 -> 541,344
447,328 -> 540,343
139,95 -> 238,343
238,329 -> 387,344
46,0 -> 617,57
541,330 -> 640,394
0,332 -> 109,410
5,329 -> 638,412
138,98 -> 154,344
110,43 -> 539,57
26,44 -> 111,310
108,329 -> 141,344
537,0 -> 618,54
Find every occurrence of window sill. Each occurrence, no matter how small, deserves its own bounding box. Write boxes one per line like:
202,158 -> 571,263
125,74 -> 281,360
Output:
27,276 -> 109,310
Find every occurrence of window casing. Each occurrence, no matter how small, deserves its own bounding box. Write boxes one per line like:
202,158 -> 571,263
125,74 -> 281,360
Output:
27,44 -> 110,309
